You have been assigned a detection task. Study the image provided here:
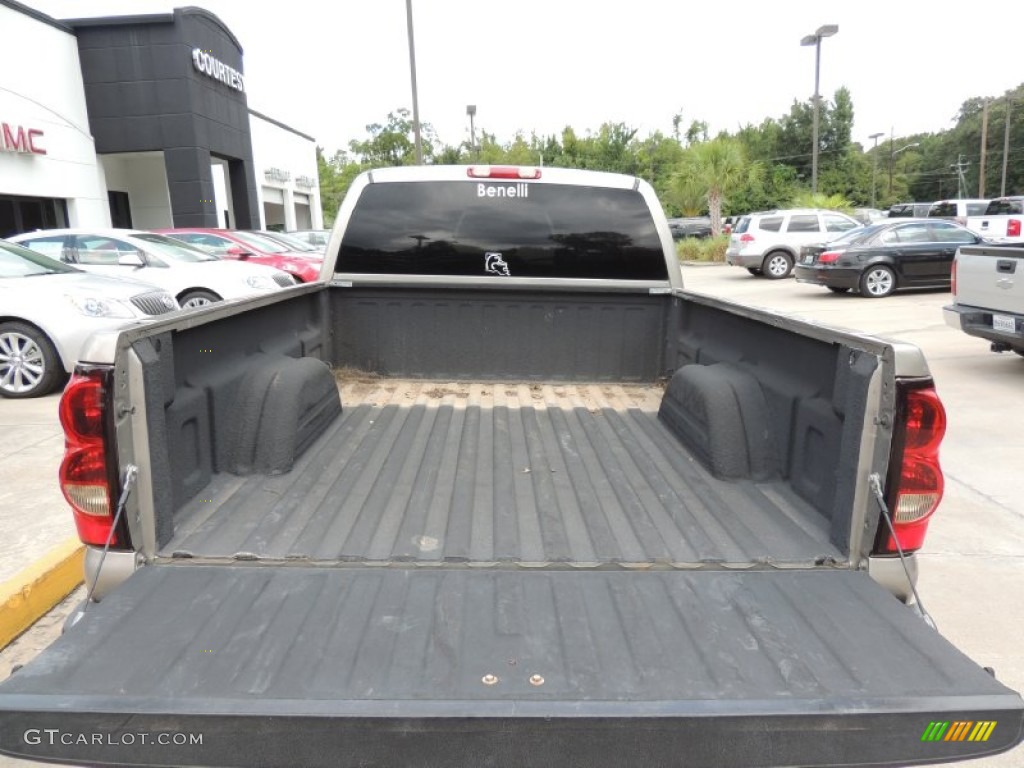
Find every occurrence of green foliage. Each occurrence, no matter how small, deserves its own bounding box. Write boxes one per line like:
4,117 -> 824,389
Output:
675,235 -> 729,262
347,108 -> 437,166
675,138 -> 759,234
788,191 -> 854,212
319,85 -> 1023,227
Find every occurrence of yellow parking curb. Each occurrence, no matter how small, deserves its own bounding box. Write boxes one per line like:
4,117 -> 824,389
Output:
0,538 -> 84,650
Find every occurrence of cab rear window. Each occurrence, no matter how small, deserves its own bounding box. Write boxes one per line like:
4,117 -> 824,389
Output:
929,203 -> 958,218
983,199 -> 1023,215
337,182 -> 668,280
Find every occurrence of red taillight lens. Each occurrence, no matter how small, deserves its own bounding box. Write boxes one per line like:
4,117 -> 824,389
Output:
59,370 -> 121,547
739,233 -> 755,243
876,384 -> 946,554
466,165 -> 541,179
1008,219 -> 1021,237
902,387 -> 946,453
818,251 -> 840,264
951,259 -> 957,296
59,373 -> 106,441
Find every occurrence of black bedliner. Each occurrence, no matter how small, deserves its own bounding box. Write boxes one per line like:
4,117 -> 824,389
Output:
161,400 -> 839,566
0,565 -> 1020,767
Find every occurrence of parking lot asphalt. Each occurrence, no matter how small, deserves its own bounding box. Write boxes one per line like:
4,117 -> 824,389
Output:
0,265 -> 1021,767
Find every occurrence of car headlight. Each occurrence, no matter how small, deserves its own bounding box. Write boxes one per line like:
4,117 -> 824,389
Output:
246,275 -> 275,290
66,295 -> 134,319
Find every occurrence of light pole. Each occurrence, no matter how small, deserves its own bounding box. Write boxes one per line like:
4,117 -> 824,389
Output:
869,132 -> 884,208
466,105 -> 477,158
405,0 -> 423,165
800,24 -> 838,194
888,138 -> 920,197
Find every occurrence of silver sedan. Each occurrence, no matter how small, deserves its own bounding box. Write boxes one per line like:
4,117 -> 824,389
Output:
0,239 -> 179,398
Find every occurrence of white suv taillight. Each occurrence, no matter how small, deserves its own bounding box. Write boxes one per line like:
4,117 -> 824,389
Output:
59,368 -> 124,547
875,383 -> 946,554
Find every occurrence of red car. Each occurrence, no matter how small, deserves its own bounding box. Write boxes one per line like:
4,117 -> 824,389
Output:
155,228 -> 322,283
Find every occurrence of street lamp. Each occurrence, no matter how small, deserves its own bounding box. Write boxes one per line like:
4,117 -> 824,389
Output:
800,24 -> 838,194
888,138 -> 920,197
466,105 -> 477,157
869,132 -> 884,208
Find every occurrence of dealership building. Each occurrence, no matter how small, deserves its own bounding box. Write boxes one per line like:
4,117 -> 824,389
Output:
0,0 -> 323,238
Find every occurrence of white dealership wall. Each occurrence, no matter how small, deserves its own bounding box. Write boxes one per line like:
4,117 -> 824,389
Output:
99,153 -> 174,229
248,110 -> 323,231
0,2 -> 110,228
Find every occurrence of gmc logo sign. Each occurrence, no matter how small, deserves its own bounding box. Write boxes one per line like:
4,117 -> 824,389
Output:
1,123 -> 46,155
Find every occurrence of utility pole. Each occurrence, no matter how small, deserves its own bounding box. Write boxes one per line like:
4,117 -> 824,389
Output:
1001,97 -> 1012,197
888,127 -> 894,196
951,154 -> 970,199
979,98 -> 990,197
405,0 -> 423,165
869,132 -> 884,208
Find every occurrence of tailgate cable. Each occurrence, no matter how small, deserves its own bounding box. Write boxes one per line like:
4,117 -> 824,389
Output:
869,472 -> 936,630
81,464 -> 139,613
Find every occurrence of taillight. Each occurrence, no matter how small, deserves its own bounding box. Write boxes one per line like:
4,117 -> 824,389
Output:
739,233 -> 755,243
467,165 -> 541,179
818,251 -> 840,264
951,259 -> 957,296
59,368 -> 126,547
1008,219 -> 1022,237
875,382 -> 946,554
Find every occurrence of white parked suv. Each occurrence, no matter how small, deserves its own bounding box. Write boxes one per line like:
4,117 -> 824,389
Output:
10,229 -> 296,308
725,209 -> 861,278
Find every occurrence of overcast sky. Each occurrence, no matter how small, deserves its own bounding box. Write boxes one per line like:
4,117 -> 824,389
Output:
29,0 -> 1023,158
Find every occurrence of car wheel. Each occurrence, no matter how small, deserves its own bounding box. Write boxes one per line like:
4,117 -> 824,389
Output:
178,289 -> 222,309
762,251 -> 794,279
827,286 -> 850,294
0,321 -> 63,399
746,268 -> 762,276
859,265 -> 896,298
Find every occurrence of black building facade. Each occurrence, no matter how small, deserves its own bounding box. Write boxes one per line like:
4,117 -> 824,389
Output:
69,6 -> 260,228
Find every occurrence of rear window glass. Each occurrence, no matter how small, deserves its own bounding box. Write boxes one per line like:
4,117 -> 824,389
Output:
888,205 -> 912,217
338,182 -> 668,280
757,216 -> 782,232
966,202 -> 988,216
929,202 -> 958,218
733,216 -> 752,234
983,199 -> 1023,215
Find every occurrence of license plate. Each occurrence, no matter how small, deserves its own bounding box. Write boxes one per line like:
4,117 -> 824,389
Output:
802,254 -> 814,264
992,314 -> 1016,333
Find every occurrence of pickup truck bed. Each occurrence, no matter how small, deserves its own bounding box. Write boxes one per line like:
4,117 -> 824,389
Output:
164,379 -> 838,566
2,167 -> 1021,767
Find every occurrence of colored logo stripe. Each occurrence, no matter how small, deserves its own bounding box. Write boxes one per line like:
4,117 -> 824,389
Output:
922,721 -> 996,742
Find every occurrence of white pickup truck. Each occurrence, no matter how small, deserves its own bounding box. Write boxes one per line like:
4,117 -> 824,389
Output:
1,166 -> 1022,768
945,243 -> 1024,355
965,196 -> 1024,243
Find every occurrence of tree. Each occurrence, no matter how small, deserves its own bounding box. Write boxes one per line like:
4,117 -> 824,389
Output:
347,108 -> 437,166
676,138 -> 758,235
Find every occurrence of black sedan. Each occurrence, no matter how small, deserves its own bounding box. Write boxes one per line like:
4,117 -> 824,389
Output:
793,219 -> 982,298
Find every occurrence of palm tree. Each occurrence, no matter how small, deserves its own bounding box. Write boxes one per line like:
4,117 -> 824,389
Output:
789,191 -> 854,213
674,138 -> 755,236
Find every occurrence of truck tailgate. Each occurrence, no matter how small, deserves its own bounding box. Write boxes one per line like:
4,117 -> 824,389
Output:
956,245 -> 1024,314
0,566 -> 1020,767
